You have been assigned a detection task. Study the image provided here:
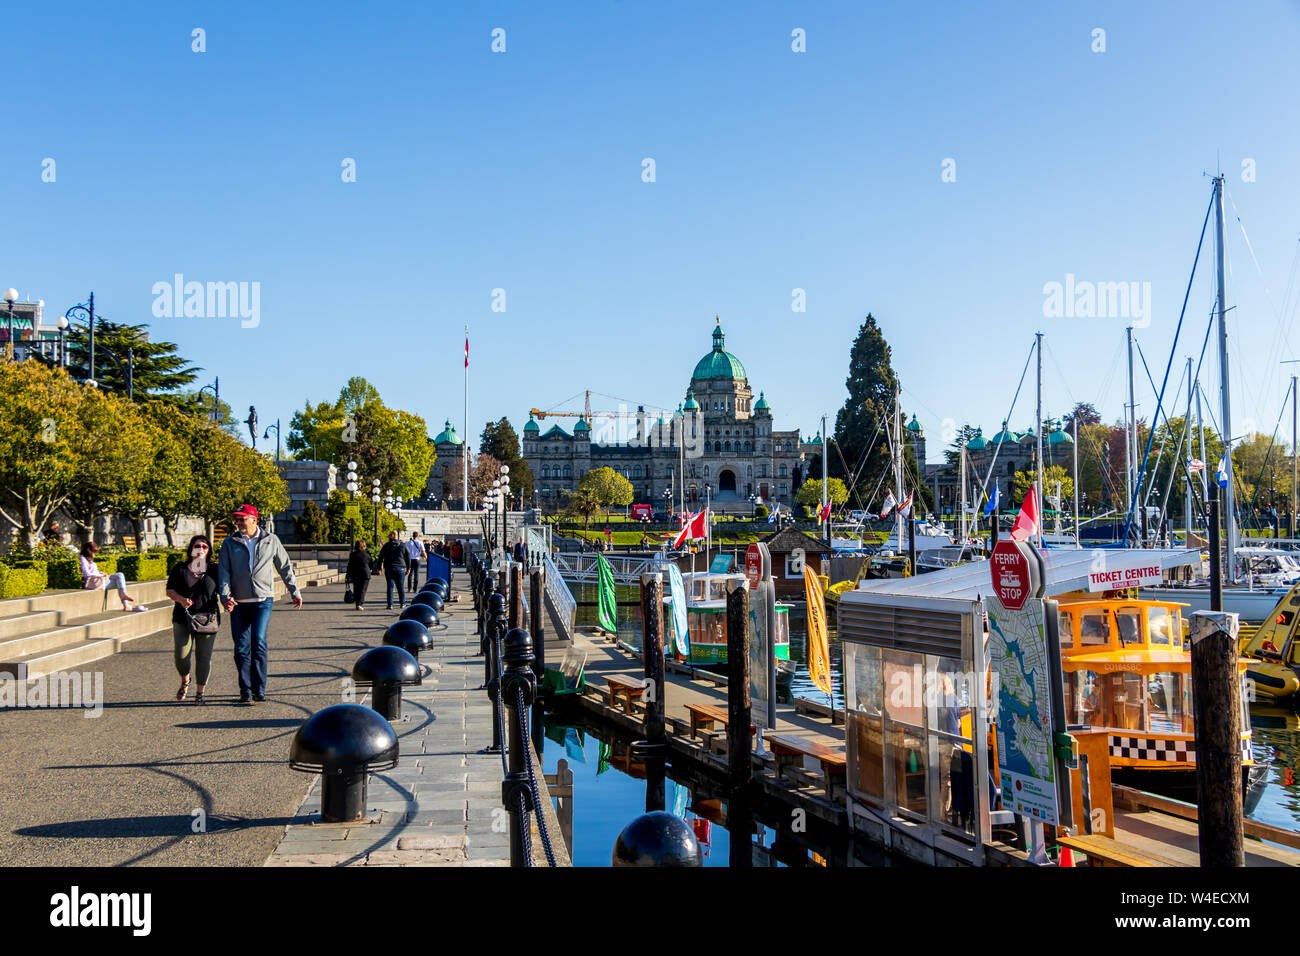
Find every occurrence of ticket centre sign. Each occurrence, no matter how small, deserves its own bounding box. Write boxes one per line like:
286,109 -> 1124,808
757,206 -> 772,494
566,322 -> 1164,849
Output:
1086,562 -> 1162,592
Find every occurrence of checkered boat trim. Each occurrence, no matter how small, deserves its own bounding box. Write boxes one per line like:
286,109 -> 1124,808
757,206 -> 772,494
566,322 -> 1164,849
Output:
1109,734 -> 1253,764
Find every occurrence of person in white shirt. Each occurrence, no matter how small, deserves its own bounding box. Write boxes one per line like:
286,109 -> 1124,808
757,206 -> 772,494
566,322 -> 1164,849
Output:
79,542 -> 146,612
405,532 -> 426,590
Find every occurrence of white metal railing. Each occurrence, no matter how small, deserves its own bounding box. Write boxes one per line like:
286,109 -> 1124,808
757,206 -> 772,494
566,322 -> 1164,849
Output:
544,552 -> 576,642
550,551 -> 663,584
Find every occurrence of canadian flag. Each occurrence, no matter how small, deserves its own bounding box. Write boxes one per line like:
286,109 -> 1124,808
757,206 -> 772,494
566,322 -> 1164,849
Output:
465,334 -> 469,369
817,502 -> 832,523
879,491 -> 897,519
671,509 -> 709,547
1010,486 -> 1040,543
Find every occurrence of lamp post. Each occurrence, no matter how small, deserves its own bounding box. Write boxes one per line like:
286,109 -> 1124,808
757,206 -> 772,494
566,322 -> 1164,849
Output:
56,315 -> 68,368
199,377 -> 221,424
263,419 -> 282,464
500,465 -> 510,555
63,293 -> 96,380
4,288 -> 17,361
372,478 -> 382,541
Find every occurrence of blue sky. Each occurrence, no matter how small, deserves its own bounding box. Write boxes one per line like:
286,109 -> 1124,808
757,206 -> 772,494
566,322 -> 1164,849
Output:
5,1 -> 1299,463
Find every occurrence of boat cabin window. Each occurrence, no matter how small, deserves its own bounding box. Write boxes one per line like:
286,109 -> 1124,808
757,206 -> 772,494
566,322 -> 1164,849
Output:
1146,673 -> 1188,734
1057,610 -> 1074,649
1116,609 -> 1141,647
1079,611 -> 1110,645
1147,607 -> 1173,646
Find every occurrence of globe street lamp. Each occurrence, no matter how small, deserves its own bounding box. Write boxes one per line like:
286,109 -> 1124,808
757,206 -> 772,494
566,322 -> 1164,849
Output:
4,288 -> 18,361
372,477 -> 382,541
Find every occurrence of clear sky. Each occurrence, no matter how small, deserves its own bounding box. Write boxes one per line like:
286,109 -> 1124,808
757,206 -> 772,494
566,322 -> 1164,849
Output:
5,1 -> 1299,463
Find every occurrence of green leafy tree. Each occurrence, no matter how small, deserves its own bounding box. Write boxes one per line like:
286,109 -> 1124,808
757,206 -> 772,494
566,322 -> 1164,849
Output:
561,486 -> 603,530
66,320 -> 201,400
1012,465 -> 1074,510
575,467 -> 635,520
0,362 -> 93,549
288,377 -> 432,498
795,477 -> 850,509
124,405 -> 191,547
62,386 -> 156,545
169,389 -> 239,433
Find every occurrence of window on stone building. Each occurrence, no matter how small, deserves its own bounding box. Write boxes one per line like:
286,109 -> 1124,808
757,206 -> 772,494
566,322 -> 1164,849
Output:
724,441 -> 731,452
714,441 -> 722,453
779,465 -> 787,477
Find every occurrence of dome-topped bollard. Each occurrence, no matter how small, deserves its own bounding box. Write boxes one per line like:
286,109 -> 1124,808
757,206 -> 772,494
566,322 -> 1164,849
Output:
612,812 -> 702,867
410,591 -> 442,613
424,577 -> 449,596
352,645 -> 422,720
289,704 -> 399,822
399,603 -> 439,629
383,619 -> 432,658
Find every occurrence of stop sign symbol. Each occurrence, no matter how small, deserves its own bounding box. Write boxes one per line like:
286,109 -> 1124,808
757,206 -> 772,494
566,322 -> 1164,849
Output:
990,538 -> 1039,611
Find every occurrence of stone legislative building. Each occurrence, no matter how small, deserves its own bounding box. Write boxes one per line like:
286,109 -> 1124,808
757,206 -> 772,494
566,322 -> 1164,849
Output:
524,319 -> 817,513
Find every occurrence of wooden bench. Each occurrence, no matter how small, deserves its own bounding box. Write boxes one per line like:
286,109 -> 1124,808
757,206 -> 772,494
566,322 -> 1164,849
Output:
121,535 -> 138,551
1056,833 -> 1178,868
604,674 -> 647,714
765,733 -> 847,800
683,703 -> 754,742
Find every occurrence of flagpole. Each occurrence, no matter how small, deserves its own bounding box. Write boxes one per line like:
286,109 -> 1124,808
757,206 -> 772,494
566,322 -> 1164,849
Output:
821,413 -> 829,547
465,328 -> 471,510
1035,331 -> 1044,550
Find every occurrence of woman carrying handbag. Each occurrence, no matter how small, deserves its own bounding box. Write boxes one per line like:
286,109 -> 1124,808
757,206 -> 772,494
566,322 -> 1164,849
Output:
165,535 -> 221,704
345,539 -> 372,611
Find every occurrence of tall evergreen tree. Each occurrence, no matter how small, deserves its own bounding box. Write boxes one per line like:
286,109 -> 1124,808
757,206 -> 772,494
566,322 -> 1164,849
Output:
66,320 -> 200,398
831,315 -> 925,510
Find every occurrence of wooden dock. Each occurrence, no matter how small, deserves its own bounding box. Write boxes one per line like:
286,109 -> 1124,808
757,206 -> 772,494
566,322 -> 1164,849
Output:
561,624 -> 1300,868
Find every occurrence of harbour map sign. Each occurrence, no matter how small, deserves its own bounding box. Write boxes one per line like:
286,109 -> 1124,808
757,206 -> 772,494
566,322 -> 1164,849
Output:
986,541 -> 1059,826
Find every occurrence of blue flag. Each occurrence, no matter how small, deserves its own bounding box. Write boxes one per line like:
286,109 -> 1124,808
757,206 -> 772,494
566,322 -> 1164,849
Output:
983,483 -> 1000,516
1215,456 -> 1229,489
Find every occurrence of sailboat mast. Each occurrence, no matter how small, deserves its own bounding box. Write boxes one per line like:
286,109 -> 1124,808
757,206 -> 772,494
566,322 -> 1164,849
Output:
895,387 -> 903,550
1184,357 -> 1194,544
1036,331 -> 1044,549
1214,173 -> 1236,576
1072,413 -> 1080,549
1126,325 -> 1136,535
960,440 -> 968,542
821,413 -> 829,546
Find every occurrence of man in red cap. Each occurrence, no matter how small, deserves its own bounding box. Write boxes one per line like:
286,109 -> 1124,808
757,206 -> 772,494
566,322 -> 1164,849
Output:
217,504 -> 301,704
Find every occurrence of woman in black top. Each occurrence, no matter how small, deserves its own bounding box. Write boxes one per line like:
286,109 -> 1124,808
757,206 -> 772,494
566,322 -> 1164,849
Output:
346,539 -> 372,610
165,535 -> 220,704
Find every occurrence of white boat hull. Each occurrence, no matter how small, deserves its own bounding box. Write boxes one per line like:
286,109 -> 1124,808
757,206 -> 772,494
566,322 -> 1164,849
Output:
1142,586 -> 1289,623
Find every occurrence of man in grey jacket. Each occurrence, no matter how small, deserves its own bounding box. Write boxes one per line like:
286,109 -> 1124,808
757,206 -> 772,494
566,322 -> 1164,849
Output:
218,504 -> 302,703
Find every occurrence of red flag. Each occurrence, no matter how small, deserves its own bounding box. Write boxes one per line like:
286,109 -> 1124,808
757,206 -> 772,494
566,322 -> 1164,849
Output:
689,509 -> 708,539
672,511 -> 696,548
464,334 -> 469,369
1010,486 -> 1039,543
817,502 -> 832,523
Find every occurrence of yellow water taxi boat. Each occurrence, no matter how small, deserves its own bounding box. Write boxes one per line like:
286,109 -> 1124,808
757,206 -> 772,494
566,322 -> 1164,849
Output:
1056,594 -> 1256,800
1237,581 -> 1300,703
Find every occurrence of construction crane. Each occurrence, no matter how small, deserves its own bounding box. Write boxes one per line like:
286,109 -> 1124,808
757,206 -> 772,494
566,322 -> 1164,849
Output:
530,390 -> 669,423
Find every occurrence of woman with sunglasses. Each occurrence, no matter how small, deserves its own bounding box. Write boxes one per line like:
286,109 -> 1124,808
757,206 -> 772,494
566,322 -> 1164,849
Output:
165,535 -> 220,703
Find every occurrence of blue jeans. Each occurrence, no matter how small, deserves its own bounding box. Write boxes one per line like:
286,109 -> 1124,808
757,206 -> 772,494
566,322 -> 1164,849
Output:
406,561 -> 420,591
230,598 -> 274,698
386,571 -> 406,608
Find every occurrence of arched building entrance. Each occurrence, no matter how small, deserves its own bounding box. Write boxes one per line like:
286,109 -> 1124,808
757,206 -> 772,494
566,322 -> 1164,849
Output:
718,469 -> 737,493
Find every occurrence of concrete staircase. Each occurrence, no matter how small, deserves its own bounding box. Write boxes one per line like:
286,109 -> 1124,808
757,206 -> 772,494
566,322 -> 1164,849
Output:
0,561 -> 329,682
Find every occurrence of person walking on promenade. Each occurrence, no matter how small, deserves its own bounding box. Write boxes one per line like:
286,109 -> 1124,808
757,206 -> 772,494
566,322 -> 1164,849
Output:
79,542 -> 146,612
405,531 -> 425,591
218,504 -> 301,704
166,535 -> 220,704
376,529 -> 409,610
451,540 -> 463,566
346,539 -> 372,610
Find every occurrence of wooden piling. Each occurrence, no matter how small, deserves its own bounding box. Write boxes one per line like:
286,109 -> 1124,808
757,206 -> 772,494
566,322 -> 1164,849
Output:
726,580 -> 751,793
1189,610 -> 1245,867
1209,491 -> 1222,612
640,572 -> 666,746
529,567 -> 546,677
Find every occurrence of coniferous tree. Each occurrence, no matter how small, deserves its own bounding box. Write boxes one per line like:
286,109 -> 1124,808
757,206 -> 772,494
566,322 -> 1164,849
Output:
66,320 -> 200,398
479,417 -> 534,503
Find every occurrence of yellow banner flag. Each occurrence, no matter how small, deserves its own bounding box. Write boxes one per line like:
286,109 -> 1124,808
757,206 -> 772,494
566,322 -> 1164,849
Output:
803,565 -> 832,695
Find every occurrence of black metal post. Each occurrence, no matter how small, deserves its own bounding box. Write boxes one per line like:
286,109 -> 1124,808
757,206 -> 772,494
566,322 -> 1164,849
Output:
485,592 -> 507,752
501,627 -> 537,867
726,580 -> 752,794
1209,490 -> 1223,612
529,565 -> 547,758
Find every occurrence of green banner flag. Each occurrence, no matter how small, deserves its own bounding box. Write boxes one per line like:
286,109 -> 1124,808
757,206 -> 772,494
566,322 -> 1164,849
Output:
596,552 -> 618,634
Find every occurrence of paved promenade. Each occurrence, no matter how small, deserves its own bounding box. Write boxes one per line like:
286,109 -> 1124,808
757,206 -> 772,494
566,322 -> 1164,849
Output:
268,590 -> 521,866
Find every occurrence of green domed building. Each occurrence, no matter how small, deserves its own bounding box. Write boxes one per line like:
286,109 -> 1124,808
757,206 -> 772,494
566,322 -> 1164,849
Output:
523,318 -> 810,512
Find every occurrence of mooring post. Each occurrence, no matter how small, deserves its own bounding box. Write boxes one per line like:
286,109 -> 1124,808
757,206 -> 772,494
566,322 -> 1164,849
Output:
1189,610 -> 1245,866
501,627 -> 536,867
641,572 -> 666,747
480,573 -> 496,676
1209,492 -> 1223,613
726,579 -> 752,793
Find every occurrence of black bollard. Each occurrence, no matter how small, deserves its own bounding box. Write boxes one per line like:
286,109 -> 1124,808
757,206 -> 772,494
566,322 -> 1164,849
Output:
612,812 -> 701,867
352,645 -> 421,721
485,592 -> 507,750
501,627 -> 537,866
726,580 -> 752,794
399,602 -> 439,630
639,572 -> 666,751
289,704 -> 399,822
1190,611 -> 1245,866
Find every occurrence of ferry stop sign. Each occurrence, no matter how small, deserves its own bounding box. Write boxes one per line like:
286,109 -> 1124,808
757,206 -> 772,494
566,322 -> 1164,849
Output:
989,538 -> 1043,611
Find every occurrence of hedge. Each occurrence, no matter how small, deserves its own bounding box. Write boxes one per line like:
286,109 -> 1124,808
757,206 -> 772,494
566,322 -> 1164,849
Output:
118,553 -> 167,582
0,560 -> 49,599
47,559 -> 84,590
